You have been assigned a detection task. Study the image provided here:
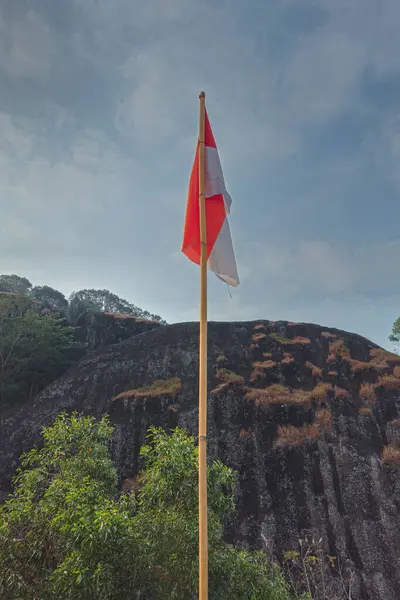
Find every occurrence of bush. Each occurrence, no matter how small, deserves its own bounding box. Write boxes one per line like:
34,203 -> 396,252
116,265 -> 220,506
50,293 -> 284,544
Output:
0,414 -> 295,600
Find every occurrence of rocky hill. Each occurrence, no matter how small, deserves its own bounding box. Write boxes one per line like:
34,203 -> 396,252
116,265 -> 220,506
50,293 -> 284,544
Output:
1,318 -> 400,599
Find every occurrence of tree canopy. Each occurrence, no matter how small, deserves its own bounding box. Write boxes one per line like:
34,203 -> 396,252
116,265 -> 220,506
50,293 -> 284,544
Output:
0,275 -> 165,324
68,288 -> 165,323
390,317 -> 400,345
0,414 -> 297,600
0,295 -> 78,406
0,274 -> 32,294
30,286 -> 69,314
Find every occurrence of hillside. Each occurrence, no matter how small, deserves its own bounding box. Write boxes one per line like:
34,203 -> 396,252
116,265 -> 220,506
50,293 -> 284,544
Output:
1,318 -> 400,599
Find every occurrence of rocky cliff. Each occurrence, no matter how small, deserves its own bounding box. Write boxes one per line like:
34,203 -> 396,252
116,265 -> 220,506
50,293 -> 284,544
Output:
1,319 -> 400,599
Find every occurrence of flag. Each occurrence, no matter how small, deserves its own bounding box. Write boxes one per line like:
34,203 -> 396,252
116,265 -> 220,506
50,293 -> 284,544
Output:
182,109 -> 239,287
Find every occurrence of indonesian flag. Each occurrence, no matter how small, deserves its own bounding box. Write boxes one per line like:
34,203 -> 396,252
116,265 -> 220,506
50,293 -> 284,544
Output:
182,110 -> 239,287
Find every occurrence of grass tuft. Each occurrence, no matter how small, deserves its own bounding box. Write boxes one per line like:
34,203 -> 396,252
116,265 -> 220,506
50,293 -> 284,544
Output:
377,375 -> 400,390
359,407 -> 373,417
359,383 -> 377,405
321,331 -> 338,340
112,377 -> 182,401
245,385 -> 311,407
329,339 -> 350,359
382,445 -> 400,465
274,423 -> 320,448
281,352 -> 295,365
216,369 -> 244,384
370,348 -> 400,364
315,408 -> 332,431
239,428 -> 251,439
305,362 -> 323,377
335,387 -> 349,399
252,332 -> 267,341
310,382 -> 333,403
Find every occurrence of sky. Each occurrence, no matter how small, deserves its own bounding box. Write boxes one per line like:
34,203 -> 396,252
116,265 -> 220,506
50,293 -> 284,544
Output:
0,0 -> 399,349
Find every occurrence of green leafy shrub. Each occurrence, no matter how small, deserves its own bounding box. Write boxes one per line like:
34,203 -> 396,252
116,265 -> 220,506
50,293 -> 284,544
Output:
0,414 -> 296,600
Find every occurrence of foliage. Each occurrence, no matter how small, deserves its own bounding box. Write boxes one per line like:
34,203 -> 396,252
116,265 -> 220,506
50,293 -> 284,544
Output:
0,274 -> 166,325
30,286 -> 69,314
389,317 -> 400,344
0,415 -> 297,600
0,295 -> 78,405
68,288 -> 165,325
0,274 -> 32,294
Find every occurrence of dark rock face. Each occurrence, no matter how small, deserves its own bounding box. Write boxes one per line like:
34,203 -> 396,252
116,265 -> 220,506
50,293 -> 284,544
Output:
74,311 -> 160,350
1,320 -> 400,599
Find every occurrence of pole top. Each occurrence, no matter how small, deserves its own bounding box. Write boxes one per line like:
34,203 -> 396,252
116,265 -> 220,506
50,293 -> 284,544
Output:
199,91 -> 205,99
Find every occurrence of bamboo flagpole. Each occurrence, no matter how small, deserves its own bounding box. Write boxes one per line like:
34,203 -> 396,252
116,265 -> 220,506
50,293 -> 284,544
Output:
181,90 -> 239,599
198,90 -> 208,600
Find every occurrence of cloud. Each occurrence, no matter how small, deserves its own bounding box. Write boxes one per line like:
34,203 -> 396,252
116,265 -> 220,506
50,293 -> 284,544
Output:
0,8 -> 55,80
0,0 -> 400,352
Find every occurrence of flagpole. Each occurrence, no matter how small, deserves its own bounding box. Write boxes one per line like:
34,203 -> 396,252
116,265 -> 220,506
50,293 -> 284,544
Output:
198,90 -> 208,600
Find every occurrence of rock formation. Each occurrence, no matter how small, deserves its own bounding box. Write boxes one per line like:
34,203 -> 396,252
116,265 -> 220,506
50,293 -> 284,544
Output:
1,318 -> 400,599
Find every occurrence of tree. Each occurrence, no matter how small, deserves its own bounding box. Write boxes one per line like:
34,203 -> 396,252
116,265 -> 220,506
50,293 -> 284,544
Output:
389,317 -> 400,344
0,274 -> 32,294
30,285 -> 69,314
68,289 -> 165,324
0,415 -> 297,600
0,295 -> 78,405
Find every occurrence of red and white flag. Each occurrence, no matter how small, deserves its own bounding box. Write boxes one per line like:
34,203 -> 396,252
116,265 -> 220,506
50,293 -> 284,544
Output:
182,110 -> 239,287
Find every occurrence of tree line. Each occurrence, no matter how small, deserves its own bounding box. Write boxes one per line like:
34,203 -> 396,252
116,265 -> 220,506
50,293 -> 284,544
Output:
0,274 -> 165,407
0,274 -> 165,324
